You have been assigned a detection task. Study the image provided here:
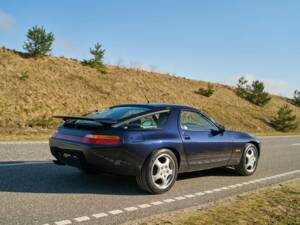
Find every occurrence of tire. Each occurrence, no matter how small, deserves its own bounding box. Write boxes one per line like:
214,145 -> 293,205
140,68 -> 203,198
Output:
136,149 -> 178,194
235,143 -> 259,176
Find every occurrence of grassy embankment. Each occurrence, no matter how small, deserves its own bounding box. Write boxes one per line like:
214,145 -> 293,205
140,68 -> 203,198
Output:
1,48 -> 300,140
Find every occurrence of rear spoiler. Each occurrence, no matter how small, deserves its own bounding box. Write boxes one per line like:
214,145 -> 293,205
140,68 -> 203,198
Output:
53,115 -> 117,125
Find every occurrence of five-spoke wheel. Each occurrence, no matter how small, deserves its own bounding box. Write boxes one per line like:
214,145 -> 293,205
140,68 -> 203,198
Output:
235,143 -> 259,176
136,149 -> 178,194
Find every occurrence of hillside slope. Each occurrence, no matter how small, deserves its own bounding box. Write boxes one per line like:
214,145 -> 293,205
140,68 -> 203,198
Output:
1,48 -> 299,137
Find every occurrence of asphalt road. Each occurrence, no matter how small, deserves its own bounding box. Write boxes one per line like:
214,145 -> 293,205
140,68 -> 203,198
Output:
0,136 -> 299,225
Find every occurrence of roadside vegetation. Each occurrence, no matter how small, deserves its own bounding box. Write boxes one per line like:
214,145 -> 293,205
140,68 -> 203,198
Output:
82,42 -> 107,73
131,179 -> 300,225
23,26 -> 55,57
0,25 -> 299,139
294,90 -> 300,107
236,76 -> 271,106
272,105 -> 298,132
195,83 -> 215,97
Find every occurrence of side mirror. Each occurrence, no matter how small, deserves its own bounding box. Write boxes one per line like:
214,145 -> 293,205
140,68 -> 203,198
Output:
218,124 -> 225,133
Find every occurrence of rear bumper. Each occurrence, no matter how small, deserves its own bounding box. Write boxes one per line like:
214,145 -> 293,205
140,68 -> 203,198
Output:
49,138 -> 141,176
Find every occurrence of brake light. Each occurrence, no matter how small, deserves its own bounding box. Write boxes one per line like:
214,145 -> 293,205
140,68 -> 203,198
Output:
83,134 -> 121,145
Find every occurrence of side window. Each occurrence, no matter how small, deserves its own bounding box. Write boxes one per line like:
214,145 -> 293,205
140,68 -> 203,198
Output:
124,111 -> 170,129
180,111 -> 217,131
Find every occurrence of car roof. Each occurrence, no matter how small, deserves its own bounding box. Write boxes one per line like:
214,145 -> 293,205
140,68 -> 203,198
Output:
111,103 -> 198,111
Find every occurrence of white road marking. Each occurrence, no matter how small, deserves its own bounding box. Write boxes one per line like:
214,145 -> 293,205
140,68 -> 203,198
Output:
74,216 -> 90,222
151,201 -> 164,205
291,143 -> 300,146
138,204 -> 151,209
45,169 -> 300,225
212,188 -> 223,192
92,213 -> 108,218
174,196 -> 186,200
185,194 -> 195,198
220,187 -> 229,190
109,210 -> 123,215
124,207 -> 138,212
0,161 -> 52,167
55,220 -> 72,225
163,199 -> 175,203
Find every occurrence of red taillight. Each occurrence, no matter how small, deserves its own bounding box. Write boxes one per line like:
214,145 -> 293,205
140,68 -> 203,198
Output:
52,133 -> 120,145
83,134 -> 121,145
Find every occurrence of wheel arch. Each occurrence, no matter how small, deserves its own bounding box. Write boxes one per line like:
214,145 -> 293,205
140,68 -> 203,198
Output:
142,147 -> 181,170
248,141 -> 260,157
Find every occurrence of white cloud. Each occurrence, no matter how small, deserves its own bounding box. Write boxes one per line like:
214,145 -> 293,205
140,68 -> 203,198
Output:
222,74 -> 292,98
0,10 -> 15,32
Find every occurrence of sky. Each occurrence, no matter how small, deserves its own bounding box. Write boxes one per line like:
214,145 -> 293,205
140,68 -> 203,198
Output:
0,0 -> 299,97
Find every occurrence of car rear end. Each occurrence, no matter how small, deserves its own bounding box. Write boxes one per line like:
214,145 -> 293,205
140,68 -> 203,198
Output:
49,121 -> 140,176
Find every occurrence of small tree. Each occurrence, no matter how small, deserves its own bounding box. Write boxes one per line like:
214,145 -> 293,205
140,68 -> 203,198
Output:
23,26 -> 54,57
247,80 -> 271,106
195,83 -> 215,97
235,77 -> 271,106
84,42 -> 106,73
272,105 -> 298,132
236,76 -> 248,98
293,90 -> 300,107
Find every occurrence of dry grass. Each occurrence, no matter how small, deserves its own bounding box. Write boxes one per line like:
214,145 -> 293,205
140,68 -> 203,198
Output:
1,47 -> 300,138
126,179 -> 300,225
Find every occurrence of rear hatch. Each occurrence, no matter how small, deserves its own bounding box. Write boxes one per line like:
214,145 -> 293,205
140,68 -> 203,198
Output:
51,117 -> 122,145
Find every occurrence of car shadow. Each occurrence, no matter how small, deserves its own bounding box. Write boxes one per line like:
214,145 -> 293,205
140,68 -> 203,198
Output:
0,161 -> 238,195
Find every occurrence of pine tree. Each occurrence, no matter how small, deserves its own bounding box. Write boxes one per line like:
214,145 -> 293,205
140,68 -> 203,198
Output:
235,77 -> 271,106
23,26 -> 54,57
236,76 -> 248,98
247,80 -> 271,106
272,105 -> 298,132
293,90 -> 300,107
85,42 -> 106,73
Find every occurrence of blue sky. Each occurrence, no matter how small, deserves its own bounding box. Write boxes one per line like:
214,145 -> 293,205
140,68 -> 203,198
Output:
0,0 -> 299,97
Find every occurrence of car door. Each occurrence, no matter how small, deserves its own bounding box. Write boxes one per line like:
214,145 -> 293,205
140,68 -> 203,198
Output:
179,110 -> 233,171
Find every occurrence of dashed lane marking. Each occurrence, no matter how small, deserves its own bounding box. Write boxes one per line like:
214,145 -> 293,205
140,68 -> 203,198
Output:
163,199 -> 175,203
109,210 -> 123,215
55,220 -> 72,225
138,204 -> 151,209
124,207 -> 138,212
174,196 -> 186,200
151,201 -> 164,205
74,216 -> 90,222
46,169 -> 300,225
92,213 -> 108,218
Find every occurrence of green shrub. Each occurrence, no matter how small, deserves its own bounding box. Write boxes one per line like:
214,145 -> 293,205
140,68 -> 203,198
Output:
18,71 -> 29,81
83,42 -> 106,73
23,26 -> 55,57
195,83 -> 215,97
272,105 -> 298,132
293,90 -> 300,107
236,77 -> 271,106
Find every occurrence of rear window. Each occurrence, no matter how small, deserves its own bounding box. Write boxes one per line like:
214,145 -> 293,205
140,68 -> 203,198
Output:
86,106 -> 151,121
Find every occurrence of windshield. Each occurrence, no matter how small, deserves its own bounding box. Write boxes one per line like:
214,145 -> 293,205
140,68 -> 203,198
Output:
86,106 -> 151,121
